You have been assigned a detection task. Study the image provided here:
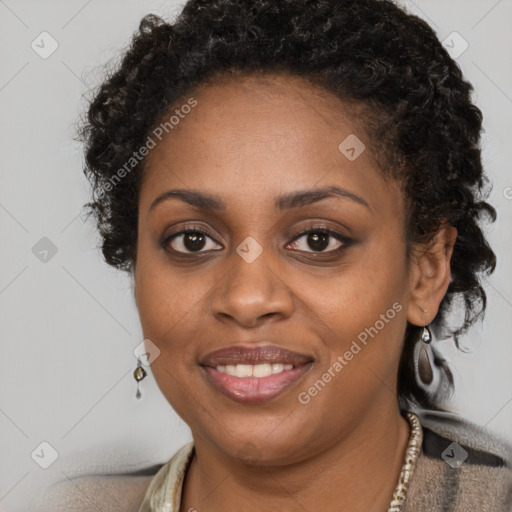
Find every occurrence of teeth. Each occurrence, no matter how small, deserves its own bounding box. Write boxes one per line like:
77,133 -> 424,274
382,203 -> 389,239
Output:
253,363 -> 272,377
235,364 -> 253,377
215,363 -> 294,377
272,363 -> 284,374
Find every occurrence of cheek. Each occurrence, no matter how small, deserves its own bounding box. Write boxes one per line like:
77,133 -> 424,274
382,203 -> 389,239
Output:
307,243 -> 408,368
134,250 -> 224,381
134,262 -> 204,412
135,236 -> 196,337
307,253 -> 405,327
313,285 -> 405,370
136,277 -> 199,356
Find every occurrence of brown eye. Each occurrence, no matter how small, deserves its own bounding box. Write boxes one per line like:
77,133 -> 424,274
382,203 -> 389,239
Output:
163,229 -> 222,254
287,228 -> 350,253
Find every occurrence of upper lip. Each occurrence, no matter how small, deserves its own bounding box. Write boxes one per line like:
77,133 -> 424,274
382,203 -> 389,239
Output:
200,344 -> 313,367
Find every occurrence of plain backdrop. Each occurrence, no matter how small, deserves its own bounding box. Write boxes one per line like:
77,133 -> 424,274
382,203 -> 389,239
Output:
0,0 -> 511,510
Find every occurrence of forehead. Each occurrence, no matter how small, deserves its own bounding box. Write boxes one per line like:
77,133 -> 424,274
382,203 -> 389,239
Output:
139,72 -> 402,217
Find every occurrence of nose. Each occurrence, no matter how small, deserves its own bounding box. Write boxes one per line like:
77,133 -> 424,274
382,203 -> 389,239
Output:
210,246 -> 294,328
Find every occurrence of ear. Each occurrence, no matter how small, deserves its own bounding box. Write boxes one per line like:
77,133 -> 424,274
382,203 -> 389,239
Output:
406,223 -> 458,326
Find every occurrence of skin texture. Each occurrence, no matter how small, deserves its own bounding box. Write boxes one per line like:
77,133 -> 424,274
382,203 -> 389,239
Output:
134,73 -> 457,512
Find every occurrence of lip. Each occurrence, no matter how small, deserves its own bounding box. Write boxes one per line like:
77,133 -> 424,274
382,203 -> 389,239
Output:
200,344 -> 313,367
200,344 -> 314,404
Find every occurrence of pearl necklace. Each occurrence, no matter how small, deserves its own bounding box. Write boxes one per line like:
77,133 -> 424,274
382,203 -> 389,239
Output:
387,412 -> 423,512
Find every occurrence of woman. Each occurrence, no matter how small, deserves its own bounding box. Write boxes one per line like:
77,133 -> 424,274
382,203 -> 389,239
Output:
71,0 -> 512,510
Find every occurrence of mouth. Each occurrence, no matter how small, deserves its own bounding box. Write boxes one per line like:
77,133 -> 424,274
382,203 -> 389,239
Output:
200,344 -> 314,404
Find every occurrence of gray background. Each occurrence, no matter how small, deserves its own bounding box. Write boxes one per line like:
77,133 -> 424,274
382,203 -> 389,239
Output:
0,0 -> 511,510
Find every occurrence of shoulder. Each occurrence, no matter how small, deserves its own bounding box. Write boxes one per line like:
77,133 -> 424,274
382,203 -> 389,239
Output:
39,468 -> 162,512
404,409 -> 512,512
138,442 -> 195,512
38,444 -> 194,512
418,409 -> 512,465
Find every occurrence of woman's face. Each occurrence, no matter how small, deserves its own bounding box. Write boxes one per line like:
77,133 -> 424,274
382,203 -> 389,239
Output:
134,73 -> 422,464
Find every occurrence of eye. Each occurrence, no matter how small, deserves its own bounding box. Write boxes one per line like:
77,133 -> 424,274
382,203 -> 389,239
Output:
163,228 -> 222,254
286,226 -> 350,254
162,224 -> 352,257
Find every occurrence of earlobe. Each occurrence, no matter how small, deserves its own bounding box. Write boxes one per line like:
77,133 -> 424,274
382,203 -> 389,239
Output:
406,223 -> 458,326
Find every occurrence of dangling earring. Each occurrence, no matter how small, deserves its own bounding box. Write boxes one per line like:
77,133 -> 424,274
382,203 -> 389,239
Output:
133,357 -> 147,399
413,323 -> 441,396
417,325 -> 433,385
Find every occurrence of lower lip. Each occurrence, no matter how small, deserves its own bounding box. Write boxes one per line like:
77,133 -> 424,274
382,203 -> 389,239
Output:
202,363 -> 313,404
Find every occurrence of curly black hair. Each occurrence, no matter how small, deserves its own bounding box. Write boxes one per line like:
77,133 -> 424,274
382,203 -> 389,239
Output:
80,0 -> 497,411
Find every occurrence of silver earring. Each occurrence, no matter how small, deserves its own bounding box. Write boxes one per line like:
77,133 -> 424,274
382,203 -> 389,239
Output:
421,325 -> 432,344
133,357 -> 147,399
414,324 -> 440,393
418,326 -> 432,384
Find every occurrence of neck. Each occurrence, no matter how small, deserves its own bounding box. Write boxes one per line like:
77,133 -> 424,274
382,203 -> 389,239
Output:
181,402 -> 411,512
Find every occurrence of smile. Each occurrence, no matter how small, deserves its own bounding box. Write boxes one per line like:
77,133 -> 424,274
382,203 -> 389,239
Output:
214,363 -> 294,377
200,344 -> 314,404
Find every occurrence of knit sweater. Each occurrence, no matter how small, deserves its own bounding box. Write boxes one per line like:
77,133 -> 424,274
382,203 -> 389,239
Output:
40,409 -> 512,512
404,409 -> 512,511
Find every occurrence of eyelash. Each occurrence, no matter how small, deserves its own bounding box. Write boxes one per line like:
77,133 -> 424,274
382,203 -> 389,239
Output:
161,223 -> 353,257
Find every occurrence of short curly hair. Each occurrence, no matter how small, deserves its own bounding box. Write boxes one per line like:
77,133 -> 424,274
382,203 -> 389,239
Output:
80,0 -> 497,410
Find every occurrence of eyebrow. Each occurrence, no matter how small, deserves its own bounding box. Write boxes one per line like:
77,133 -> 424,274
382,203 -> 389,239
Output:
148,185 -> 371,212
